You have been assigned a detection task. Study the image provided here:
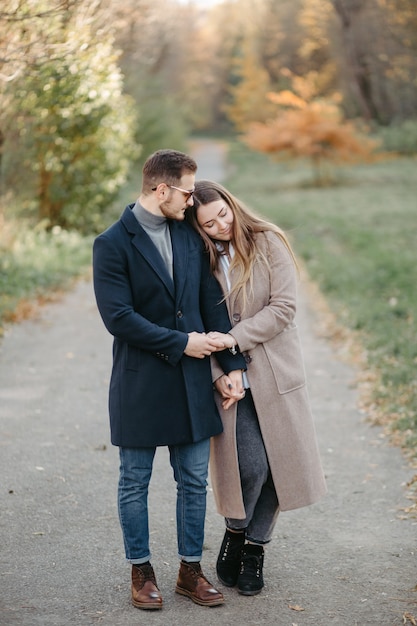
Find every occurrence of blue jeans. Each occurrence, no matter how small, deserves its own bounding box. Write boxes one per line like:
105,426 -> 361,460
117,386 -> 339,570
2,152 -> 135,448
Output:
118,439 -> 210,565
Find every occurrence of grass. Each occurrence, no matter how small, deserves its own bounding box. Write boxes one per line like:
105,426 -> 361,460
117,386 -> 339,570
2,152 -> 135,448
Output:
224,143 -> 417,468
0,217 -> 93,334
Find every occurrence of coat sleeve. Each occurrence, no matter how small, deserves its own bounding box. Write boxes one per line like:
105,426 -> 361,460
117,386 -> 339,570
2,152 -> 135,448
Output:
230,232 -> 297,352
93,232 -> 188,366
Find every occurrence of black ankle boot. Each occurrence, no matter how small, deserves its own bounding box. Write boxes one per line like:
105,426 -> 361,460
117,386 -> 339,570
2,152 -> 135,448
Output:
216,529 -> 245,587
237,544 -> 264,595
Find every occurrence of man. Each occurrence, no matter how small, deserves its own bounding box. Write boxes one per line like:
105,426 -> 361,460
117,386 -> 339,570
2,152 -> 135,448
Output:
93,149 -> 245,610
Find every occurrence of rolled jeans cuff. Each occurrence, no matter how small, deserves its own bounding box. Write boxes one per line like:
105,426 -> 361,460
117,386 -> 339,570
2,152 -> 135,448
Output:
129,555 -> 152,565
179,554 -> 202,562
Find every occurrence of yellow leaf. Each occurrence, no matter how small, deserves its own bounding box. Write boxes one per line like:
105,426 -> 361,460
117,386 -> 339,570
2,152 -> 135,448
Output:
268,90 -> 306,109
289,604 -> 305,612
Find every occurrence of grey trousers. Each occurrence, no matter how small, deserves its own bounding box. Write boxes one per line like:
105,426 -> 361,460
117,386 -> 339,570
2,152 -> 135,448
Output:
226,390 -> 280,544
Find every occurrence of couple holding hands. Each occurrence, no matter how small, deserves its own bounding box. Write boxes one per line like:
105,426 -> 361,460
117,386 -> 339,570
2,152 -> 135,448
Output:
93,149 -> 326,610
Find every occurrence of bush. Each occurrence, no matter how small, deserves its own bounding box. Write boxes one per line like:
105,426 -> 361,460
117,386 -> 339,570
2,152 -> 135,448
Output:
6,36 -> 140,234
0,218 -> 92,332
376,120 -> 417,155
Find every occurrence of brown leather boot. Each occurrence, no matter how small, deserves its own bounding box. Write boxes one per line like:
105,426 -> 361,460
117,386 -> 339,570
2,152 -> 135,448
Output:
175,561 -> 224,607
131,563 -> 163,610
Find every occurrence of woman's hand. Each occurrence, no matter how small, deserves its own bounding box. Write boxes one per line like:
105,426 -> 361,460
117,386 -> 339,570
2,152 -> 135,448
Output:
184,331 -> 229,358
214,369 -> 245,410
207,331 -> 237,352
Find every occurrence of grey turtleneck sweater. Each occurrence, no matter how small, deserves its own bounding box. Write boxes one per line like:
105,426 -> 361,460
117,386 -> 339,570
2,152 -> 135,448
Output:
132,201 -> 173,280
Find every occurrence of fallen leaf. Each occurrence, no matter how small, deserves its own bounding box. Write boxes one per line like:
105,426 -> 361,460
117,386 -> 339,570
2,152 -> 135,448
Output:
289,604 -> 305,612
407,475 -> 417,488
403,612 -> 417,625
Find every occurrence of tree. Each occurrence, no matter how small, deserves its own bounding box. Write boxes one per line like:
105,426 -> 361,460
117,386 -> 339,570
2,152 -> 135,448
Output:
180,0 -> 272,132
14,38 -> 139,231
1,0 -> 139,232
331,0 -> 417,122
242,74 -> 378,185
225,40 -> 276,132
0,1 -> 83,194
332,0 -> 384,121
110,0 -> 195,151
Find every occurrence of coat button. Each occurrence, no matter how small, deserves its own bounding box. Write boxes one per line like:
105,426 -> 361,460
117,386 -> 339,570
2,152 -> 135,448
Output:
232,313 -> 241,322
176,310 -> 183,318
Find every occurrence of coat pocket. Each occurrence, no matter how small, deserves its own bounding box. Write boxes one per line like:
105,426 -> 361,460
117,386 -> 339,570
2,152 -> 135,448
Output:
263,326 -> 306,394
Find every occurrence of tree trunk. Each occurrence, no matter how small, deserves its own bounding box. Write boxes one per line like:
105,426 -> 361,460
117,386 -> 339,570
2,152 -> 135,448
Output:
38,166 -> 60,226
332,0 -> 380,121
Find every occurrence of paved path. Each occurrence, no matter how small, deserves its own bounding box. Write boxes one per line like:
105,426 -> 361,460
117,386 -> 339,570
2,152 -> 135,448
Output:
0,140 -> 416,625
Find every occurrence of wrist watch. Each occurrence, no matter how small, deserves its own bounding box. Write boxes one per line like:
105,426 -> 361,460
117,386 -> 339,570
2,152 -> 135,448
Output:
228,334 -> 237,355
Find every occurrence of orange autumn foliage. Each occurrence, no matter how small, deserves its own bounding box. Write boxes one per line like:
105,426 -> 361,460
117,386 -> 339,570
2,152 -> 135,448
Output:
244,100 -> 377,164
242,82 -> 379,184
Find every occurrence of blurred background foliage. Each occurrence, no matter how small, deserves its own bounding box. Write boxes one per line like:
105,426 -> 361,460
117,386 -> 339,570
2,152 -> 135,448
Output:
1,0 -> 416,233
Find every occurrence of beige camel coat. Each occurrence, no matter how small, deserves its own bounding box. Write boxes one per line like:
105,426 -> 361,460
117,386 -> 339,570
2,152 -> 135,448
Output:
210,230 -> 327,518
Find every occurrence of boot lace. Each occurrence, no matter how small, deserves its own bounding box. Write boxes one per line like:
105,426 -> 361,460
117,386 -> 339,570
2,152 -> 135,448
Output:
220,536 -> 243,562
240,553 -> 261,579
136,563 -> 157,584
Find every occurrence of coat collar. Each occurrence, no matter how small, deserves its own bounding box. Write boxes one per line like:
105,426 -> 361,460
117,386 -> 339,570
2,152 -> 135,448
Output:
121,205 -> 189,302
169,219 -> 188,304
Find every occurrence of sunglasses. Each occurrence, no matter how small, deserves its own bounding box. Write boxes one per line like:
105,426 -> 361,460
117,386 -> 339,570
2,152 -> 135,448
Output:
152,184 -> 195,202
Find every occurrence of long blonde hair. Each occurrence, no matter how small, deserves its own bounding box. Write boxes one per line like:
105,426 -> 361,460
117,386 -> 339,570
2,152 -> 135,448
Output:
186,180 -> 298,307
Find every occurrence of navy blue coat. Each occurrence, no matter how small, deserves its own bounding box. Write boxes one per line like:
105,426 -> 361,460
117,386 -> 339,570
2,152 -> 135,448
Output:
93,205 -> 245,447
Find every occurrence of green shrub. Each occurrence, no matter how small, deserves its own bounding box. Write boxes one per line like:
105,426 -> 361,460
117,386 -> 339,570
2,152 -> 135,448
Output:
376,119 -> 417,155
6,38 -> 139,234
0,220 -> 92,331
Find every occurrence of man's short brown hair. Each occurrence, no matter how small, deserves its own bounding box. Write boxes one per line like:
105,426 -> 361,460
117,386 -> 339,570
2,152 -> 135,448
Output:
142,149 -> 197,194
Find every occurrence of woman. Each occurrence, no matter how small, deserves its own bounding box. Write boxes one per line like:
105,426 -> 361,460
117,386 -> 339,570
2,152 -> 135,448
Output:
186,180 -> 327,596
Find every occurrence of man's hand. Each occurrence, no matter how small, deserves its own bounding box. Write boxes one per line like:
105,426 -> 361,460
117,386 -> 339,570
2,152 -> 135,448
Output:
214,369 -> 245,410
184,331 -> 227,359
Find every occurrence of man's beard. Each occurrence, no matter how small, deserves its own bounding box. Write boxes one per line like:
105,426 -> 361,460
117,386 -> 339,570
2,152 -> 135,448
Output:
160,200 -> 185,221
